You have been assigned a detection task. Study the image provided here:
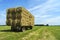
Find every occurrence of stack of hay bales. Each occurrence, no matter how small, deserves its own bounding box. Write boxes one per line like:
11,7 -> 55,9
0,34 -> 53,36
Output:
21,7 -> 34,27
29,14 -> 34,26
6,8 -> 16,26
6,9 -> 12,26
6,7 -> 34,28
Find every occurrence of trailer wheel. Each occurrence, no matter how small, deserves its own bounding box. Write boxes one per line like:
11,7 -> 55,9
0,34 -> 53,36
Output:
21,27 -> 25,32
16,26 -> 21,32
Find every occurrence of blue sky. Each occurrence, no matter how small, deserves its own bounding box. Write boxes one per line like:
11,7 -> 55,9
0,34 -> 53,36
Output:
0,0 -> 60,25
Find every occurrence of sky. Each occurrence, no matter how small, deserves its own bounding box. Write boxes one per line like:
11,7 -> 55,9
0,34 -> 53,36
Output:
0,0 -> 60,25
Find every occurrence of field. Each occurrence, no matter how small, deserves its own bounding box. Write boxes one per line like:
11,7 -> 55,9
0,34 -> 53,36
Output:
0,26 -> 60,40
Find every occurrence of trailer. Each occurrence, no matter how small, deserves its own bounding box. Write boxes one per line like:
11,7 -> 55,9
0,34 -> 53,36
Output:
6,7 -> 34,31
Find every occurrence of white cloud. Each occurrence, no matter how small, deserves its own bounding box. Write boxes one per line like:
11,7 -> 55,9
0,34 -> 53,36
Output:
46,16 -> 60,23
0,18 -> 6,25
44,16 -> 60,25
28,0 -> 60,25
28,0 -> 60,17
34,14 -> 51,18
29,0 -> 57,11
0,10 -> 6,19
40,15 -> 51,18
35,16 -> 60,25
29,0 -> 60,13
0,10 -> 6,25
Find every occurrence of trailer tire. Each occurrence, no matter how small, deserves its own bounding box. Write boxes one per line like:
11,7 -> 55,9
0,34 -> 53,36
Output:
21,27 -> 25,32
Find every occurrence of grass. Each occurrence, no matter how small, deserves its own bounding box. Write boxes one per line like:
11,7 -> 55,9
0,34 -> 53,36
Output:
46,26 -> 60,40
0,26 -> 60,40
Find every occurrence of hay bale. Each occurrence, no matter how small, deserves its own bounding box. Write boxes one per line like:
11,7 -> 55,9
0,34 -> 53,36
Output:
6,7 -> 34,27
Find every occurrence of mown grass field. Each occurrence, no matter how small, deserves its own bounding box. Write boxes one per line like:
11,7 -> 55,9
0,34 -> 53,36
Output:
0,26 -> 60,40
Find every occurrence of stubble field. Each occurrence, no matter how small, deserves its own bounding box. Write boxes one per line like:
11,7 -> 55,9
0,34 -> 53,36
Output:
0,26 -> 60,40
